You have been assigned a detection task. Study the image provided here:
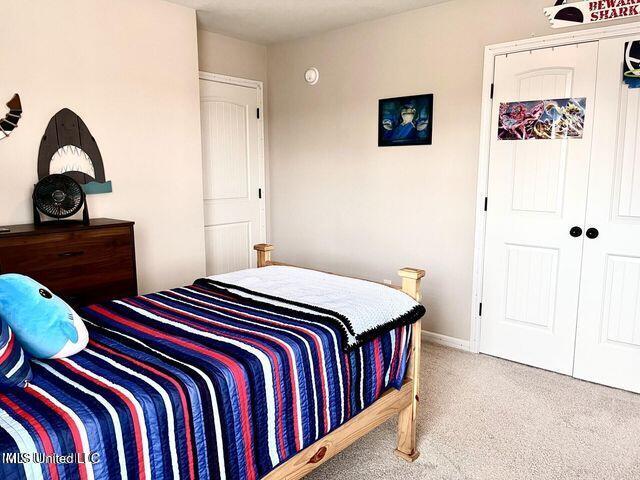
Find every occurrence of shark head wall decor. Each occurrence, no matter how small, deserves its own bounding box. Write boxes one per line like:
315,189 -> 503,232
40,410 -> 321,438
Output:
37,108 -> 112,194
0,94 -> 22,141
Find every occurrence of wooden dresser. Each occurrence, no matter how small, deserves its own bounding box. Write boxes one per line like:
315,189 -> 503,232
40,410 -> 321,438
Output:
0,218 -> 137,307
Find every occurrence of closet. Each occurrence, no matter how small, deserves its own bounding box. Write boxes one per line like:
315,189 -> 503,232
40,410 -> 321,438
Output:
480,36 -> 640,394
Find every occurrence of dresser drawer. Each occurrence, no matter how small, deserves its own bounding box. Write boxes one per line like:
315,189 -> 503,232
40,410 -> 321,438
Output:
0,227 -> 132,272
0,220 -> 137,307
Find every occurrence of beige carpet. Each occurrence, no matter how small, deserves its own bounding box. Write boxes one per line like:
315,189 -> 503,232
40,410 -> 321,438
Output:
306,342 -> 640,480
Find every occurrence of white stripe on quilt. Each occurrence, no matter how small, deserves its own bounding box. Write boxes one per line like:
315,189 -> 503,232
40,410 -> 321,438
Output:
6,349 -> 24,378
116,300 -> 282,468
314,331 -> 332,433
61,354 -> 153,480
30,384 -> 95,480
358,348 -> 365,408
83,318 -> 225,480
385,330 -> 396,385
85,348 -> 180,480
0,328 -> 12,358
0,406 -> 44,480
328,330 -> 346,425
35,360 -> 129,480
401,327 -> 410,374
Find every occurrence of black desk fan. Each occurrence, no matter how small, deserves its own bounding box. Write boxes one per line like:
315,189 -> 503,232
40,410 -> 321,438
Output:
33,174 -> 90,226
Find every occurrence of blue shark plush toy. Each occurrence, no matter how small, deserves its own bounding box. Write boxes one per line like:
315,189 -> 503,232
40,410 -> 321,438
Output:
0,274 -> 89,359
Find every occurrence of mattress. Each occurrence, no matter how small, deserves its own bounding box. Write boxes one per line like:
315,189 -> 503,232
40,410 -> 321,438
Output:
0,278 -> 413,480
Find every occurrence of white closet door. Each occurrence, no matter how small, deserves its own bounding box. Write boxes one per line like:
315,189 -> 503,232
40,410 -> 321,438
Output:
573,37 -> 640,394
480,43 -> 598,374
200,78 -> 266,275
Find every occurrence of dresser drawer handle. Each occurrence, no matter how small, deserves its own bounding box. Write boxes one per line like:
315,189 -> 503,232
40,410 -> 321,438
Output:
58,251 -> 84,258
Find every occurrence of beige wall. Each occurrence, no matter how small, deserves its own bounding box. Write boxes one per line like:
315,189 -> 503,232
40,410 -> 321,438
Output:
1,0 -> 204,294
267,0 -> 640,340
198,30 -> 267,83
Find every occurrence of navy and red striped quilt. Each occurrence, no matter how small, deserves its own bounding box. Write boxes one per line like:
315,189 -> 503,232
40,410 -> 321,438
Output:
0,280 -> 412,480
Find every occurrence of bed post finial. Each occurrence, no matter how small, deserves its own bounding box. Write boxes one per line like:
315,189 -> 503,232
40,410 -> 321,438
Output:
398,268 -> 425,301
395,267 -> 424,462
254,244 -> 274,268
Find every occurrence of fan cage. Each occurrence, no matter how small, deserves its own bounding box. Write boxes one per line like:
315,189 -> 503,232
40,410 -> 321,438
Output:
33,174 -> 85,219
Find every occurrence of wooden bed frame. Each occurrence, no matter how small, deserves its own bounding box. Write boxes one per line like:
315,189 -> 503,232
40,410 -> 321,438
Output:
253,244 -> 424,480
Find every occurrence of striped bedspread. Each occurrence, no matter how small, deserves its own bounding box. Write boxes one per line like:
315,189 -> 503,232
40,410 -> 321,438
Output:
0,280 -> 413,480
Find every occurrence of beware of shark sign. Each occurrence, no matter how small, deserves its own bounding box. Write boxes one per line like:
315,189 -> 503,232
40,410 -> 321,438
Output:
544,0 -> 640,28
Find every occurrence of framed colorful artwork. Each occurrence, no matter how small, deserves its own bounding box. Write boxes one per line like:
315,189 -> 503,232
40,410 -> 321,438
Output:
497,97 -> 586,141
378,94 -> 433,147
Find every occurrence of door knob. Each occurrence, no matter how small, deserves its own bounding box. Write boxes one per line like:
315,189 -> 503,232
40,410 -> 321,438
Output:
586,227 -> 599,239
569,226 -> 583,238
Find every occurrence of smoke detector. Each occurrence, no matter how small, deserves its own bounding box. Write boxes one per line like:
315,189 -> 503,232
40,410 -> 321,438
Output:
304,67 -> 319,85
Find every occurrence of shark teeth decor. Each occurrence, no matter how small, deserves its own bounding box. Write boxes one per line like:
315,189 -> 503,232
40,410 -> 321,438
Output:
49,146 -> 97,178
37,108 -> 112,194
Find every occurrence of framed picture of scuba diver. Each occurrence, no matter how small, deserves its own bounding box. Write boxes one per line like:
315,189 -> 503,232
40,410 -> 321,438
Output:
378,94 -> 433,147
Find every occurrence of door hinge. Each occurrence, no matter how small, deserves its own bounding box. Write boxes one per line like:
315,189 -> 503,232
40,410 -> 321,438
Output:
257,107 -> 260,119
490,83 -> 494,99
484,196 -> 488,212
258,188 -> 262,199
479,302 -> 483,316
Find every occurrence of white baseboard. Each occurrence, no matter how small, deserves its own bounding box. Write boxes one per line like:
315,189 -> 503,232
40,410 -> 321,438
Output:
421,330 -> 470,351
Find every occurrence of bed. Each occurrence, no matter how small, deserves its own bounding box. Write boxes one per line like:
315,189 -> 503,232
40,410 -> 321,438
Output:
0,244 -> 425,480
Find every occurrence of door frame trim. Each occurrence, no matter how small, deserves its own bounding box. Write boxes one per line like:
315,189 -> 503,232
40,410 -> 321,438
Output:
198,71 -> 267,246
470,22 -> 640,354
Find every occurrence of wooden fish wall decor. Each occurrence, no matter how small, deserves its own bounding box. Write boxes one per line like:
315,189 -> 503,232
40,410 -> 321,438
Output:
0,94 -> 22,140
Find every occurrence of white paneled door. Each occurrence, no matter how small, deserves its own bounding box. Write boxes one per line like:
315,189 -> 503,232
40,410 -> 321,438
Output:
481,38 -> 640,393
480,44 -> 599,375
573,37 -> 640,394
200,76 -> 265,275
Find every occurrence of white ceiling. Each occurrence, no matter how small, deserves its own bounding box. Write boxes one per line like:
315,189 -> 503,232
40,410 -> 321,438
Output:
166,0 -> 453,44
